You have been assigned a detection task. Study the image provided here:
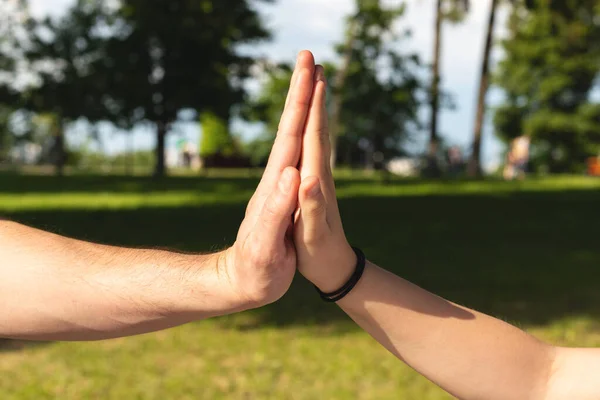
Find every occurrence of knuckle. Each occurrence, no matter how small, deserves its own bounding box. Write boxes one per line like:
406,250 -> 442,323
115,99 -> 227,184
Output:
292,95 -> 311,109
264,193 -> 285,219
307,201 -> 326,218
314,126 -> 330,145
276,125 -> 301,139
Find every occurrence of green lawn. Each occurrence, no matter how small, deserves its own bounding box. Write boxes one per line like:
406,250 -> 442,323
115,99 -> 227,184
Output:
1,173 -> 599,399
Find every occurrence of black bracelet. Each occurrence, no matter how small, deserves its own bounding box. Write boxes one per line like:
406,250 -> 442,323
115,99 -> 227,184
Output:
315,247 -> 366,303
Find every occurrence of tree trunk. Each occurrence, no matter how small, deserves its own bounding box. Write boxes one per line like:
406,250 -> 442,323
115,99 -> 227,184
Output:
127,133 -> 135,176
468,0 -> 499,177
53,119 -> 66,177
429,0 -> 443,156
329,21 -> 356,170
154,122 -> 167,178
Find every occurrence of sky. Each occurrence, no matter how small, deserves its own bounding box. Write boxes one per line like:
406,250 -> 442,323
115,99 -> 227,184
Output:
28,0 -> 509,169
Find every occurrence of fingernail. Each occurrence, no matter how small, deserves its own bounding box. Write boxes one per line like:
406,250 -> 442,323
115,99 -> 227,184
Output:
279,169 -> 293,194
315,67 -> 326,83
308,181 -> 321,198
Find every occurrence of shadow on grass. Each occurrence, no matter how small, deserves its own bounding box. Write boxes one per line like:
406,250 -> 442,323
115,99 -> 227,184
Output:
0,173 -> 263,195
0,339 -> 48,354
0,171 -> 517,195
4,182 -> 600,337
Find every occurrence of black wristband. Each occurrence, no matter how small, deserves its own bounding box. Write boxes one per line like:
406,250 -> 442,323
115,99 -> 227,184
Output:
315,247 -> 366,303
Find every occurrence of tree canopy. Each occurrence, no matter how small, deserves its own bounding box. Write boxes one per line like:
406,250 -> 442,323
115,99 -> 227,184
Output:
245,0 -> 423,169
21,0 -> 272,176
494,0 -> 600,172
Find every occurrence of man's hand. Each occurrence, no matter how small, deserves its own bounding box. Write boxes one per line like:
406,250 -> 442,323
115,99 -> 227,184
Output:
293,65 -> 357,293
221,51 -> 316,307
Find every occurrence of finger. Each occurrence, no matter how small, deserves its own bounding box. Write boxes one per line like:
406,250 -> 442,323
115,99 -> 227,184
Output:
300,65 -> 329,181
266,51 -> 315,175
284,50 -> 315,109
284,55 -> 301,108
254,167 -> 301,250
249,51 -> 315,217
298,66 -> 344,228
297,176 -> 330,245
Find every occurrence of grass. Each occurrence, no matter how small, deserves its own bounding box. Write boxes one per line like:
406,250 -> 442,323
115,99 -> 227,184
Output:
1,172 -> 599,399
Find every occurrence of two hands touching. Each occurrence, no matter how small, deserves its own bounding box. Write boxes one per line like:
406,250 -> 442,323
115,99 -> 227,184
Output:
224,50 -> 356,309
3,51 -> 600,400
0,51 -> 355,340
215,51 -> 600,400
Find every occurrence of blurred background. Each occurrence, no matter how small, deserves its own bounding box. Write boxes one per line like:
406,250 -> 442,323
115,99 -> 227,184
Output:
0,0 -> 599,399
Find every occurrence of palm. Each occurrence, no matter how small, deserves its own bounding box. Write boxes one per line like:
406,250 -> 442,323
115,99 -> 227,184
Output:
223,51 -> 316,307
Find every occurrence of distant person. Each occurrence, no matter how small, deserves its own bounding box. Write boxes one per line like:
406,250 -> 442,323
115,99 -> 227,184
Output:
504,136 -> 530,180
587,156 -> 600,176
446,145 -> 464,177
2,51 -> 600,399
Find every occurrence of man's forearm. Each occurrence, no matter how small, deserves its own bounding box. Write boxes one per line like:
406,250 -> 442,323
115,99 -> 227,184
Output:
0,221 -> 246,341
337,262 -> 555,400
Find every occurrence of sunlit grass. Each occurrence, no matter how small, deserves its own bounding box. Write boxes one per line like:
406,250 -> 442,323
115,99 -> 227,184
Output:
1,172 -> 599,399
1,173 -> 598,210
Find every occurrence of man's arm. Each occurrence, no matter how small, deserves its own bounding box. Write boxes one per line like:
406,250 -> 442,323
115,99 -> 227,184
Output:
1,50 -> 316,342
0,220 -> 237,341
294,64 -> 600,400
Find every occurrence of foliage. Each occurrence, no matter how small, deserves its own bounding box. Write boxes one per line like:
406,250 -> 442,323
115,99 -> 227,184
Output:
494,0 -> 600,172
241,63 -> 293,166
334,0 -> 422,168
244,0 -> 423,169
241,135 -> 276,167
199,111 -> 236,158
0,0 -> 29,159
22,0 -> 273,176
66,149 -> 156,170
442,0 -> 470,22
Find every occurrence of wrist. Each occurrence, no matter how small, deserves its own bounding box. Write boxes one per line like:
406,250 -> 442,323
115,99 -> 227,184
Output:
213,248 -> 261,312
217,247 -> 275,312
306,243 -> 357,293
159,250 -> 255,316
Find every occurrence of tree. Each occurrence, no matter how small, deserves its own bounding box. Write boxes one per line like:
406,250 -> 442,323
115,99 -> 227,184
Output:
467,0 -> 500,177
329,19 -> 357,170
337,0 -> 422,169
199,111 -> 235,158
24,0 -> 272,177
329,0 -> 423,169
20,1 -> 112,175
428,0 -> 469,167
100,0 -> 272,177
494,0 -> 600,173
245,0 -> 422,170
0,0 -> 28,161
241,62 -> 293,166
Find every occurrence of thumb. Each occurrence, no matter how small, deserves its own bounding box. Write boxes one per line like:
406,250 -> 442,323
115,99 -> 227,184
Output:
297,176 -> 329,243
254,167 -> 300,247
